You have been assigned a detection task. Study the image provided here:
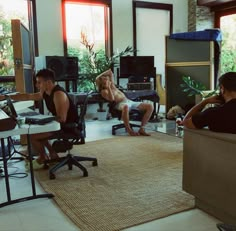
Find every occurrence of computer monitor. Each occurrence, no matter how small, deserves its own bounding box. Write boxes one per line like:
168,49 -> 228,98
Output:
119,56 -> 155,78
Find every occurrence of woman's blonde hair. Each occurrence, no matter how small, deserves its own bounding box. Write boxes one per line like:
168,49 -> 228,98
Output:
95,75 -> 110,92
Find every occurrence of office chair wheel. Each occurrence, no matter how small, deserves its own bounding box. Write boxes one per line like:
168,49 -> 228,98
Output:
49,173 -> 56,180
43,163 -> 49,169
217,223 -> 236,231
92,160 -> 98,166
83,171 -> 88,177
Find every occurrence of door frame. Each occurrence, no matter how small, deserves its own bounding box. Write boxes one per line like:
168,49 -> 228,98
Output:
132,1 -> 173,55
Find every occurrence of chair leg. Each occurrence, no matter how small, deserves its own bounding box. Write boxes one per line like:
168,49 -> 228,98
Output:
49,157 -> 68,179
73,156 -> 98,166
70,156 -> 88,177
112,123 -> 141,135
48,153 -> 97,179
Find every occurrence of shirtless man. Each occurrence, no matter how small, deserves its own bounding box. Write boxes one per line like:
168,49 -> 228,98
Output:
96,69 -> 153,136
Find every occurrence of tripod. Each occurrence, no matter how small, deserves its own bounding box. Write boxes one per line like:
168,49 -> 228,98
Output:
8,137 -> 27,159
0,137 -> 27,174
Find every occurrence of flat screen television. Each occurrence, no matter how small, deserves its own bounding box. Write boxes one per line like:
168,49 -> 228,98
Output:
119,56 -> 155,78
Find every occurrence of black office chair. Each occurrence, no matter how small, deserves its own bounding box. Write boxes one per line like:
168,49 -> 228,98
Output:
108,101 -> 144,135
217,223 -> 236,231
46,92 -> 98,180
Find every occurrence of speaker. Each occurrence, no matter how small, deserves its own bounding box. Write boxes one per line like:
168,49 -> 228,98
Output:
128,76 -> 150,83
127,83 -> 152,90
46,56 -> 79,80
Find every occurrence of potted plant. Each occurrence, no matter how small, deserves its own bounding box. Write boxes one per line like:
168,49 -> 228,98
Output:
78,32 -> 135,92
180,75 -> 218,103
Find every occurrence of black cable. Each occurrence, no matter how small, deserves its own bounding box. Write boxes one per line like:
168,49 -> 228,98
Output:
0,125 -> 32,179
7,123 -> 33,178
0,165 -> 28,178
0,172 -> 28,178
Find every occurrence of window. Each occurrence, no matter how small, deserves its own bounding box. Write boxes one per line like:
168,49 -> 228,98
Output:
218,13 -> 236,74
0,0 -> 37,92
215,7 -> 236,74
62,0 -> 112,91
0,0 -> 28,78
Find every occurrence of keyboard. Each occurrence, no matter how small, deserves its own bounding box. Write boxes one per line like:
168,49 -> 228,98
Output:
18,111 -> 40,117
25,116 -> 56,125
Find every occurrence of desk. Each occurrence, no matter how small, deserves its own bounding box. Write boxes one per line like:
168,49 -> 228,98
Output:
0,121 -> 60,208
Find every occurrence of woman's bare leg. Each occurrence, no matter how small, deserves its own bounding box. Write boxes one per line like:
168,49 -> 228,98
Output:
137,103 -> 154,136
121,104 -> 139,136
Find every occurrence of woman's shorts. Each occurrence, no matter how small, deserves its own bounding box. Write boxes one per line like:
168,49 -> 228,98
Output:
115,99 -> 141,111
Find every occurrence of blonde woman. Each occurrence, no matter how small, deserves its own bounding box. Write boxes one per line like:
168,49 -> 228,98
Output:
96,69 -> 153,136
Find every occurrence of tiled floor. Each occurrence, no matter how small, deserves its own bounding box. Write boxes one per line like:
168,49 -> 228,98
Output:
0,109 -> 221,231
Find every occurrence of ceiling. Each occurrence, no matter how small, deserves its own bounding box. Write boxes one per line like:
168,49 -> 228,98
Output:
197,0 -> 236,10
197,0 -> 235,6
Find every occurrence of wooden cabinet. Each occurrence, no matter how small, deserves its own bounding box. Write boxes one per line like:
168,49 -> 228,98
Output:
165,34 -> 219,113
11,19 -> 34,93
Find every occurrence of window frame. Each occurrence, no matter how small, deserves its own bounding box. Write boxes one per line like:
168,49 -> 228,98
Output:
0,0 -> 38,80
61,0 -> 113,57
215,7 -> 236,28
132,1 -> 173,56
31,0 -> 39,56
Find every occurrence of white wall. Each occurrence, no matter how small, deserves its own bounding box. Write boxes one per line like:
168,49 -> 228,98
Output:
112,0 -> 188,52
36,0 -> 64,56
35,0 -> 188,56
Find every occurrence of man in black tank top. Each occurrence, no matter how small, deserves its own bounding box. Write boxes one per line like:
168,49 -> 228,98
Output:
0,68 -> 79,169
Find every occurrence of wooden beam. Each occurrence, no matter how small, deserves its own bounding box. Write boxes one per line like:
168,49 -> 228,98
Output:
197,0 -> 235,7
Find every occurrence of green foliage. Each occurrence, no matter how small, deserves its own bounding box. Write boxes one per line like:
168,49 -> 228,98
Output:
0,11 -> 14,76
0,2 -> 28,80
221,47 -> 236,73
180,76 -> 207,97
220,15 -> 236,74
180,76 -> 217,98
79,46 -> 134,91
68,32 -> 134,92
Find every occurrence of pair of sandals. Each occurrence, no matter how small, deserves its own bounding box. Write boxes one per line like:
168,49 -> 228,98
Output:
25,155 -> 60,171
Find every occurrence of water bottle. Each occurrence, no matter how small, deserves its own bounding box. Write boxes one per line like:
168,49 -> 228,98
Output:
150,78 -> 154,90
175,113 -> 183,136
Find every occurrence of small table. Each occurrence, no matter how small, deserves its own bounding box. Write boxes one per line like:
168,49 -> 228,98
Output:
0,120 -> 60,208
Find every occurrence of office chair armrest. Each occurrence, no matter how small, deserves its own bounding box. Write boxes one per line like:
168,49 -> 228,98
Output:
61,122 -> 77,129
61,122 -> 84,135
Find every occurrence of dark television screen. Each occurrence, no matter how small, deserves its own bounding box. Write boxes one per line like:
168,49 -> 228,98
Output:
119,56 -> 155,77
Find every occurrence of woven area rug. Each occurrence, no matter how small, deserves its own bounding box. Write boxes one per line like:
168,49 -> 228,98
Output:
35,132 -> 195,231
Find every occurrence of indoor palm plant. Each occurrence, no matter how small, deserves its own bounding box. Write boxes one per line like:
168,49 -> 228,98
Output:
77,32 -> 135,92
180,75 -> 217,103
